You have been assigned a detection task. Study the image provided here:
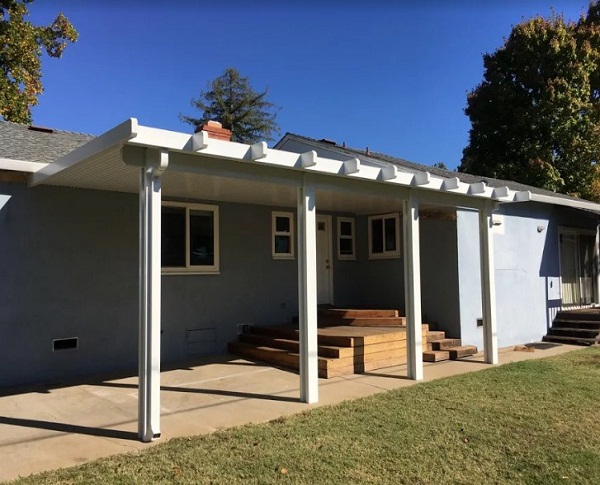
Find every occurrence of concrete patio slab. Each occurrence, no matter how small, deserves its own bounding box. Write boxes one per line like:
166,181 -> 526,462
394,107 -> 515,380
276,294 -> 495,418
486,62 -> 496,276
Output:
0,342 -> 580,483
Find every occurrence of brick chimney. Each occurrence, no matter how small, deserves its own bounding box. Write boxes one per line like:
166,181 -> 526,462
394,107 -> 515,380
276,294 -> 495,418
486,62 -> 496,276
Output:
195,120 -> 232,141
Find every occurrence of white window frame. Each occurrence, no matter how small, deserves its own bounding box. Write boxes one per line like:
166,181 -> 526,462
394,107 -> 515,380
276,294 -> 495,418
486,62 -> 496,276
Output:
272,211 -> 295,259
162,201 -> 219,274
337,217 -> 356,260
368,212 -> 401,259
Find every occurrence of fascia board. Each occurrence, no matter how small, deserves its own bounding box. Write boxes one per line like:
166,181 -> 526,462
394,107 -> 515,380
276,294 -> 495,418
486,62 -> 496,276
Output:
29,118 -> 138,186
0,158 -> 48,173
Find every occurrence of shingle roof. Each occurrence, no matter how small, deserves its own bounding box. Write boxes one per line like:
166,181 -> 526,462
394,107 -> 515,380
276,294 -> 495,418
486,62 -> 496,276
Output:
277,133 -> 581,203
0,121 -> 95,164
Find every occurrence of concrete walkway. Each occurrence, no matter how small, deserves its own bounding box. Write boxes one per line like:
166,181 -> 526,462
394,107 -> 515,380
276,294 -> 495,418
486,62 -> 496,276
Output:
0,343 -> 579,482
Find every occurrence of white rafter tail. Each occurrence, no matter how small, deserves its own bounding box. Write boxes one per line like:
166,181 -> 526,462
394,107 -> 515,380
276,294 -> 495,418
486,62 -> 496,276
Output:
468,181 -> 487,195
343,158 -> 361,175
413,171 -> 430,186
492,186 -> 510,199
514,190 -> 531,202
381,165 -> 398,181
441,177 -> 459,191
248,141 -> 268,160
299,150 -> 317,168
190,131 -> 209,151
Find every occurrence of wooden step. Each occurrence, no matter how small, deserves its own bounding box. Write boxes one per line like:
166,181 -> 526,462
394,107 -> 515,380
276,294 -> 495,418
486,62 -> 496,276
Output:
426,331 -> 446,342
240,333 -> 407,359
229,342 -> 408,379
542,335 -> 598,346
551,319 -> 600,330
423,350 -> 450,362
321,316 -> 406,326
431,338 -> 461,350
548,327 -> 600,339
320,309 -> 399,318
448,345 -> 478,359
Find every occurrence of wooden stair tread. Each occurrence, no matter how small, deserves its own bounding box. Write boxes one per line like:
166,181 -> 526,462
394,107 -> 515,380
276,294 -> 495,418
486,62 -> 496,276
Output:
431,338 -> 461,350
543,335 -> 598,345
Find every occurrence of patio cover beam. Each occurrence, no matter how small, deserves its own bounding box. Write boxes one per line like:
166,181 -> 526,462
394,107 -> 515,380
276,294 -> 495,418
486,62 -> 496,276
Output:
479,200 -> 498,364
403,190 -> 423,380
297,178 -> 319,403
137,148 -> 168,442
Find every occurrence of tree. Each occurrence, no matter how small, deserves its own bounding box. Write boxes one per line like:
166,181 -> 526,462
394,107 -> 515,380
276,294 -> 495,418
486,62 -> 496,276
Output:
0,0 -> 78,124
181,67 -> 279,144
459,3 -> 600,201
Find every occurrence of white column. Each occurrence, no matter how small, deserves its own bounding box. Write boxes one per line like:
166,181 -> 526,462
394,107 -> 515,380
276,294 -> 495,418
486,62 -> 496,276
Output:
479,200 -> 498,365
595,225 -> 600,305
138,149 -> 168,442
403,191 -> 423,381
297,181 -> 319,403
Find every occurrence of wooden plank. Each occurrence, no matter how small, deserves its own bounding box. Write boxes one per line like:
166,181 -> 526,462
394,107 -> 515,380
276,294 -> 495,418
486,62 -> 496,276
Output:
0,170 -> 28,183
423,350 -> 450,362
323,355 -> 406,378
325,348 -> 408,370
321,309 -> 399,318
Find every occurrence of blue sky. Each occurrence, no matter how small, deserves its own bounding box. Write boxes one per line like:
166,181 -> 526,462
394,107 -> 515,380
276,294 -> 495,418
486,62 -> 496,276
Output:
28,0 -> 590,169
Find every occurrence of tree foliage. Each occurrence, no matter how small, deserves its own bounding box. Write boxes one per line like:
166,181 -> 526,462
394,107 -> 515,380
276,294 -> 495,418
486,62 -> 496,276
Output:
459,3 -> 600,201
181,67 -> 279,144
0,0 -> 78,124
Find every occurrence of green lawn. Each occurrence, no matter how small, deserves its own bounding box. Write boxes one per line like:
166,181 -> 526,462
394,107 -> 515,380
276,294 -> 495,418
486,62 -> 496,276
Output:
12,347 -> 600,484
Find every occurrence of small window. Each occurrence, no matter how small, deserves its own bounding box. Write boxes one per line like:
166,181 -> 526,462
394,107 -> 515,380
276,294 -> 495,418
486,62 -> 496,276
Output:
162,202 -> 219,273
272,211 -> 294,259
368,213 -> 400,259
337,217 -> 356,260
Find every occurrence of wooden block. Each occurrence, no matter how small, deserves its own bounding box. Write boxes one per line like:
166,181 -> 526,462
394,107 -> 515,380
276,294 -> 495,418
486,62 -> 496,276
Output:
321,309 -> 399,318
423,350 -> 450,362
426,331 -> 446,342
431,338 -> 462,350
448,345 -> 478,359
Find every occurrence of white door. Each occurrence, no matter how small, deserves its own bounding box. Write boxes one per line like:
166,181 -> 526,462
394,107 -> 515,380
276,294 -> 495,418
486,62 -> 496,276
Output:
316,215 -> 333,305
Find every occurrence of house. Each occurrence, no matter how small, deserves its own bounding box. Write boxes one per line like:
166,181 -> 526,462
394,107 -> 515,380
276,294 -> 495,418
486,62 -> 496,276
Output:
1,119 -> 599,442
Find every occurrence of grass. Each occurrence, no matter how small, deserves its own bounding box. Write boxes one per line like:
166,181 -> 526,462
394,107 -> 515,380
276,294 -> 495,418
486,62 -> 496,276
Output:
11,347 -> 600,484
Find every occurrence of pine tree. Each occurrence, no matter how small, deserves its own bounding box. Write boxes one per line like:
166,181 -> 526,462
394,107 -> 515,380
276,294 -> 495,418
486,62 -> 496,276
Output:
181,67 -> 280,144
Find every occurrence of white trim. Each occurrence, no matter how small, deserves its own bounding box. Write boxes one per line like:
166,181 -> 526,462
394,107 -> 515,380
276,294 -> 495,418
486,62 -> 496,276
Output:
337,216 -> 356,260
529,193 -> 600,213
368,212 -> 401,259
272,211 -> 295,259
0,158 -> 48,173
161,201 -> 220,274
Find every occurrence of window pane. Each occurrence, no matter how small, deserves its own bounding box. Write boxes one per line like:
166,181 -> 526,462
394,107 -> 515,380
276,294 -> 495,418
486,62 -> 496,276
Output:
371,218 -> 383,253
274,235 -> 291,254
276,216 -> 290,233
190,210 -> 214,266
384,217 -> 396,252
339,238 -> 353,255
162,207 -> 186,267
340,221 -> 353,237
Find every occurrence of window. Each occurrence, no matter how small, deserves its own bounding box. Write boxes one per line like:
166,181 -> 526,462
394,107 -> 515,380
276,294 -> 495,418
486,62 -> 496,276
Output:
337,217 -> 356,260
368,213 -> 400,259
162,202 -> 219,273
272,211 -> 294,259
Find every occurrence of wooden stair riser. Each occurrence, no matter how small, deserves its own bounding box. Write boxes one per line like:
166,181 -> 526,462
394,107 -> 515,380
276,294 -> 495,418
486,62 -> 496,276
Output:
555,311 -> 600,323
320,309 -> 399,318
551,320 -> 600,331
423,350 -> 450,362
320,316 -> 406,326
431,338 -> 462,350
426,331 -> 446,342
542,335 -> 598,346
548,328 -> 600,339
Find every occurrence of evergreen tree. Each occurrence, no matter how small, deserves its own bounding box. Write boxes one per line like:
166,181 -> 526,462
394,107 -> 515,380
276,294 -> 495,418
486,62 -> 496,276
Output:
0,0 -> 78,123
459,2 -> 600,201
181,67 -> 280,144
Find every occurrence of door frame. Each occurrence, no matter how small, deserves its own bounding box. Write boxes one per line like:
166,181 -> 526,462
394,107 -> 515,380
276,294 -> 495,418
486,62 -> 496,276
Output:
558,226 -> 597,307
316,214 -> 334,306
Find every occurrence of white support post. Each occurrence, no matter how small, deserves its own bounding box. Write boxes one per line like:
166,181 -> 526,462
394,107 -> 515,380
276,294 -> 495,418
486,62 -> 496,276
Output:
138,149 -> 168,442
595,224 -> 600,305
297,180 -> 319,403
403,191 -> 423,381
479,200 -> 498,364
